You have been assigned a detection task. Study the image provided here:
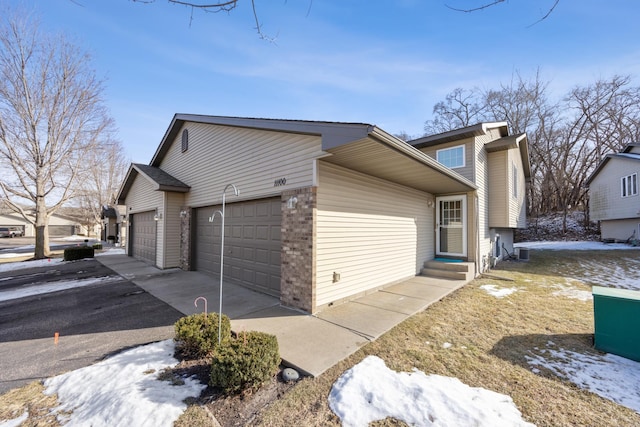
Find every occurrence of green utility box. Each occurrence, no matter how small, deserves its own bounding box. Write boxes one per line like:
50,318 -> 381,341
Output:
592,286 -> 640,362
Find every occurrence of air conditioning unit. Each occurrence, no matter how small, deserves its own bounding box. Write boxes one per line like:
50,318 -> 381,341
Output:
515,247 -> 530,261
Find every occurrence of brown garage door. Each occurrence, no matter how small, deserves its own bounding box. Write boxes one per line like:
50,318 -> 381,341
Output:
131,211 -> 156,265
195,198 -> 281,296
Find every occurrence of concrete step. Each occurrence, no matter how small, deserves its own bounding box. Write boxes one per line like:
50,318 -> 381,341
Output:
421,260 -> 475,281
420,267 -> 468,280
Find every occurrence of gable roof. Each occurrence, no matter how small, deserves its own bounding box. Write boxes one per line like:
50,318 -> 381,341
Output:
137,114 -> 477,196
586,143 -> 640,186
116,163 -> 190,205
408,122 -> 509,149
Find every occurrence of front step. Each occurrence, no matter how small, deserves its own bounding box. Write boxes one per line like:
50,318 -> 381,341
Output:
421,260 -> 475,281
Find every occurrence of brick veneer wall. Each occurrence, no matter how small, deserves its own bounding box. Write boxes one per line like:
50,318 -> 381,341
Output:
179,206 -> 191,271
281,187 -> 316,313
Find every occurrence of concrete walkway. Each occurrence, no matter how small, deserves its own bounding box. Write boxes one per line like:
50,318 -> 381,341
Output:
96,254 -> 467,377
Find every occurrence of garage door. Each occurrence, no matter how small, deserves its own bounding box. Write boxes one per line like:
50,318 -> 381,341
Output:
195,198 -> 281,296
49,225 -> 75,237
131,211 -> 157,265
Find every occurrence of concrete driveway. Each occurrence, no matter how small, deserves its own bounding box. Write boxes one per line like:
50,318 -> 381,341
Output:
0,258 -> 183,394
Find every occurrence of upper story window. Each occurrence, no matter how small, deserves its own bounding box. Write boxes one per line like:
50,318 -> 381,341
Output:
436,145 -> 465,169
621,173 -> 638,197
181,129 -> 189,153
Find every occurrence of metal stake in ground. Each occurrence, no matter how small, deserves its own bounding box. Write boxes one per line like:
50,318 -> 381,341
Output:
209,183 -> 239,344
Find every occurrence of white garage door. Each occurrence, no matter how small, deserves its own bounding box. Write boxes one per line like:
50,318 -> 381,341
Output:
131,211 -> 157,265
195,198 -> 281,296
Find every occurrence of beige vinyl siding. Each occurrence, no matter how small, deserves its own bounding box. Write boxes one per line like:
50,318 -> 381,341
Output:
125,175 -> 163,213
125,176 -> 163,262
473,133 -> 493,266
158,122 -> 323,207
508,148 -> 527,228
316,162 -> 434,308
488,150 -> 508,227
160,192 -> 184,268
418,138 -> 474,182
590,158 -> 640,221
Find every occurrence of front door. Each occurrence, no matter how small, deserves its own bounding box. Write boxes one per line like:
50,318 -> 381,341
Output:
436,196 -> 467,257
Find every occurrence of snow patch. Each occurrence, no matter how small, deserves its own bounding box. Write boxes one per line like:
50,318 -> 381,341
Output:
480,284 -> 519,298
526,344 -> 640,414
0,257 -> 65,273
0,275 -> 121,302
328,355 -> 535,427
44,340 -> 206,427
0,411 -> 29,427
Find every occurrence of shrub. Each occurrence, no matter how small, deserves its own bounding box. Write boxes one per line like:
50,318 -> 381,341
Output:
63,246 -> 95,261
92,243 -> 103,250
174,313 -> 231,359
209,331 -> 280,393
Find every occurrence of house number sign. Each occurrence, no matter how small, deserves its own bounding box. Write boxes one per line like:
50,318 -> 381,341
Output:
274,177 -> 287,187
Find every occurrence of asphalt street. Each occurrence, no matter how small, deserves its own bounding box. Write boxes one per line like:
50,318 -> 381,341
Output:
0,257 -> 184,394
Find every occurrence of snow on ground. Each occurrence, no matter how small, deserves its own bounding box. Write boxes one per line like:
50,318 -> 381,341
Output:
328,355 -> 535,427
526,342 -> 640,414
0,275 -> 122,303
515,241 -> 640,250
576,258 -> 640,291
95,248 -> 125,256
480,284 -> 519,298
42,340 -> 206,427
0,257 -> 64,272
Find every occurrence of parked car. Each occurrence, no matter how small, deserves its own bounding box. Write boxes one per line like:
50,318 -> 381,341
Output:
9,227 -> 24,237
0,227 -> 23,238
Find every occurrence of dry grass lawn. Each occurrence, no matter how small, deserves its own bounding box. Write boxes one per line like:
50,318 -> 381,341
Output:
252,249 -> 640,427
2,249 -> 639,426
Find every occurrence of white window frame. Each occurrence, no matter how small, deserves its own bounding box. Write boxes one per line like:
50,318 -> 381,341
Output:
621,173 -> 638,197
436,145 -> 465,169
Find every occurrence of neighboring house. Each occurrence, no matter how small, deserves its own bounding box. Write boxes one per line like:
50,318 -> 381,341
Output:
587,143 -> 640,242
116,115 -> 530,314
102,206 -> 127,245
0,211 -> 83,237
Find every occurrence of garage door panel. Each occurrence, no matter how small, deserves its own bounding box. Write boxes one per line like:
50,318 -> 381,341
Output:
195,197 -> 281,296
131,211 -> 156,265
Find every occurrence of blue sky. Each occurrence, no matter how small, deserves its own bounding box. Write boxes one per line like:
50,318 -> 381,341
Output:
22,0 -> 640,163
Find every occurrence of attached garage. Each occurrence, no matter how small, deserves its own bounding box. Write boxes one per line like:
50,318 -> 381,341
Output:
49,225 -> 76,237
131,211 -> 157,265
194,198 -> 281,296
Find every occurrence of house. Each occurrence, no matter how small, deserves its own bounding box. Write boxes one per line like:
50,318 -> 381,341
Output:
0,211 -> 84,237
116,115 -> 530,314
101,206 -> 127,245
587,143 -> 640,242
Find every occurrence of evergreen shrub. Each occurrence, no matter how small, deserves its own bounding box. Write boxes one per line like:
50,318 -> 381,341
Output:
63,246 -> 95,261
174,312 -> 231,359
209,331 -> 280,393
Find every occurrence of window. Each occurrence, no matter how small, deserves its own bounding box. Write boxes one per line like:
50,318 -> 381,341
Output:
512,163 -> 518,199
181,129 -> 189,153
621,173 -> 638,197
436,145 -> 465,169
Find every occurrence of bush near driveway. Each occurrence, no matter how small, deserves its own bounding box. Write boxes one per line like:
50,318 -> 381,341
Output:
210,331 -> 280,394
174,312 -> 231,359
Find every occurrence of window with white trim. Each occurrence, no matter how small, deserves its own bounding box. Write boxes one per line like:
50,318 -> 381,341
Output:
436,145 -> 465,169
621,173 -> 638,197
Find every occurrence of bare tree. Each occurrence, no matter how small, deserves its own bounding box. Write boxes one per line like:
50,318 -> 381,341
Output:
446,0 -> 560,26
424,72 -> 640,236
74,139 -> 129,238
130,0 -> 276,40
0,10 -> 115,258
424,88 -> 487,135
